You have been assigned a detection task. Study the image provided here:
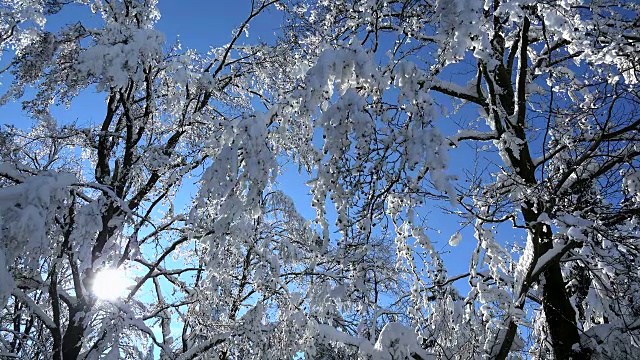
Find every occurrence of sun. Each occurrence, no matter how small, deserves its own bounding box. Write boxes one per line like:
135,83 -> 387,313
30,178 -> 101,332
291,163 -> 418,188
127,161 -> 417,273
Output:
92,268 -> 131,301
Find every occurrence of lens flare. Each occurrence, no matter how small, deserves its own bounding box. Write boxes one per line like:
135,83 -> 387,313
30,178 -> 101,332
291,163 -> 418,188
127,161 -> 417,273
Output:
92,268 -> 130,301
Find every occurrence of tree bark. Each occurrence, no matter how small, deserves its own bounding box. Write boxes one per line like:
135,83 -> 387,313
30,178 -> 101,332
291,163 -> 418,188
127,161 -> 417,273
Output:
61,308 -> 84,360
543,262 -> 589,359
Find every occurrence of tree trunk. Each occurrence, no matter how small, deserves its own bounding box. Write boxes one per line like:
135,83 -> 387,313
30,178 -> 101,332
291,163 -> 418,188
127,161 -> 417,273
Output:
543,262 -> 589,359
62,308 -> 84,360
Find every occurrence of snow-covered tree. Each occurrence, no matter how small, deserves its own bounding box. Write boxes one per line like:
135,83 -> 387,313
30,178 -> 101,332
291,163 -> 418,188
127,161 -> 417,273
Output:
1,0 -> 413,358
0,0 -> 370,359
270,0 -> 640,359
1,0 -> 639,359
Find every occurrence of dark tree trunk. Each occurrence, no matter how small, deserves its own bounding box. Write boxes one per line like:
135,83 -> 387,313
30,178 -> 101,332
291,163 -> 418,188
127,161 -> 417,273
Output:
61,308 -> 84,360
543,262 -> 589,359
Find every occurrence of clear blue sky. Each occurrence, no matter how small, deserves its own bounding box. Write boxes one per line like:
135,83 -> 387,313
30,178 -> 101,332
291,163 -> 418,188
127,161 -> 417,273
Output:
157,0 -> 285,48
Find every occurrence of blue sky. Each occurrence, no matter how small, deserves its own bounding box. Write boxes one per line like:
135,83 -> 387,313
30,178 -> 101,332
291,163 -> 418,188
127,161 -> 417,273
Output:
157,1 -> 284,48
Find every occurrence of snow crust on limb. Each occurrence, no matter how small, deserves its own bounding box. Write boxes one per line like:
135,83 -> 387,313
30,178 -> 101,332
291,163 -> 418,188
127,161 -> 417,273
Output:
0,170 -> 77,304
315,322 -> 434,360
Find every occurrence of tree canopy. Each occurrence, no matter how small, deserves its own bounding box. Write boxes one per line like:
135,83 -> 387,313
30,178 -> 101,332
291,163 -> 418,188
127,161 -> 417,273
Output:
0,0 -> 639,359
